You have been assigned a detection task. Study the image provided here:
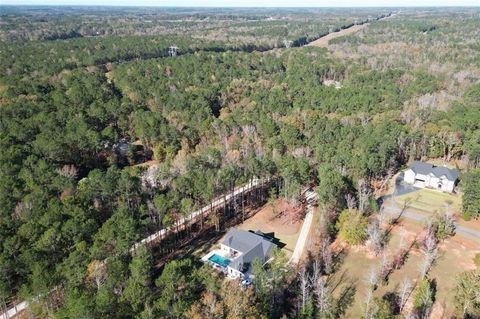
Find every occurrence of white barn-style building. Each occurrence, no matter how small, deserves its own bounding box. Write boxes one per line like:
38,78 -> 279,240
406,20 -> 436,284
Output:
403,161 -> 459,193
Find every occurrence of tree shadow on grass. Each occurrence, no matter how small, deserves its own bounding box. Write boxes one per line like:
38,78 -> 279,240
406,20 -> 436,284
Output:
327,269 -> 350,294
334,280 -> 357,318
332,246 -> 346,274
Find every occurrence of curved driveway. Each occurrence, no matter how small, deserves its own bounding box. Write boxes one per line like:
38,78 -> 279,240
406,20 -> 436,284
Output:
381,194 -> 480,243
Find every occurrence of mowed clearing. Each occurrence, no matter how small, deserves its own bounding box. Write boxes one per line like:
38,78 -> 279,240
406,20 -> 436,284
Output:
394,187 -> 462,214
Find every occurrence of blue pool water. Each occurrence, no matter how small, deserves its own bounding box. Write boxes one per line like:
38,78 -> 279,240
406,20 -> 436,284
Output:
208,254 -> 231,267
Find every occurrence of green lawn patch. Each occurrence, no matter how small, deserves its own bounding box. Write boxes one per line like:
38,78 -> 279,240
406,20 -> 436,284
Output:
394,188 -> 461,214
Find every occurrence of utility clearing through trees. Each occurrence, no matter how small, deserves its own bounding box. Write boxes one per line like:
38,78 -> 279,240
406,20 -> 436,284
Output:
307,24 -> 370,47
307,13 -> 396,48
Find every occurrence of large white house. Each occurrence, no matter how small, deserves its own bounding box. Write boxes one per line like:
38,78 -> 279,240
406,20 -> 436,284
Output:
202,228 -> 277,278
403,161 -> 459,193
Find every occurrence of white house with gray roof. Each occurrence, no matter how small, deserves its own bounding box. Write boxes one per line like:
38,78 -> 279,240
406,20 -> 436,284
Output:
202,228 -> 277,279
403,161 -> 459,193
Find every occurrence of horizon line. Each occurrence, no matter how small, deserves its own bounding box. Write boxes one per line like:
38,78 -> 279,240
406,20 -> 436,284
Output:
1,4 -> 480,8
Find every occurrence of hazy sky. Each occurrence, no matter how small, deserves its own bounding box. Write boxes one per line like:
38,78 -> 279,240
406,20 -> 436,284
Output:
2,0 -> 480,7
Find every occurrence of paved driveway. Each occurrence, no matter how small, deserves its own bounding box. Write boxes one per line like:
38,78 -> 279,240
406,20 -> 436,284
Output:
382,202 -> 480,242
289,189 -> 317,264
379,174 -> 479,242
379,172 -> 420,205
392,172 -> 421,196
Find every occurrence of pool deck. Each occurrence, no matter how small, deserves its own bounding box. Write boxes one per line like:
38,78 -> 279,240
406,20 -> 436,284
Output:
201,249 -> 230,262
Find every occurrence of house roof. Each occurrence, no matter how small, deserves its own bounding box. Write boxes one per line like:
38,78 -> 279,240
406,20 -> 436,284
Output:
409,161 -> 459,181
222,228 -> 277,272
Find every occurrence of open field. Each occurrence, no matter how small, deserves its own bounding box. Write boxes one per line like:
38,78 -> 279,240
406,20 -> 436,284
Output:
332,220 -> 479,318
394,187 -> 462,214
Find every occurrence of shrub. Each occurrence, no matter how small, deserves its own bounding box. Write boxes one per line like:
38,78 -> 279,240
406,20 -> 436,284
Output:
474,254 -> 480,269
413,278 -> 434,316
336,209 -> 368,245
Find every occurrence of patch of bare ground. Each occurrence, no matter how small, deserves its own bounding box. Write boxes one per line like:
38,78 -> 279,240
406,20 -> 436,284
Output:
236,198 -> 303,256
326,216 -> 478,318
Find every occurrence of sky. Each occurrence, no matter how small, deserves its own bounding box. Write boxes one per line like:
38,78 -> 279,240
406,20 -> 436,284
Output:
2,0 -> 480,7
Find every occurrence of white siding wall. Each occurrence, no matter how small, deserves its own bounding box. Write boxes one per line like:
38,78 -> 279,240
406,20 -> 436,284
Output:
428,176 -> 440,188
227,266 -> 242,278
404,169 -> 456,193
442,180 -> 455,193
404,169 -> 416,184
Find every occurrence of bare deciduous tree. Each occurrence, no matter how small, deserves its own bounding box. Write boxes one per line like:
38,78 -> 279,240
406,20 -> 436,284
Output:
321,237 -> 333,275
345,193 -> 357,210
419,223 -> 438,278
87,260 -> 107,291
316,211 -> 331,242
379,250 -> 391,281
398,277 -> 412,313
310,258 -> 322,287
364,286 -> 374,319
314,276 -> 331,317
299,266 -> 310,312
398,226 -> 407,251
365,266 -> 379,291
56,164 -> 78,180
378,206 -> 388,226
380,165 -> 396,191
367,218 -> 382,255
357,178 -> 371,214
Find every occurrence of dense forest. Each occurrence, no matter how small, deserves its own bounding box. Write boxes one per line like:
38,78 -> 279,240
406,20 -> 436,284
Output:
0,6 -> 479,319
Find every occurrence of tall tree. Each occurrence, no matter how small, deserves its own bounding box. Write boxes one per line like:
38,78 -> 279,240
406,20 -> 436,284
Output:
454,270 -> 480,318
123,245 -> 152,313
316,164 -> 348,210
462,169 -> 480,220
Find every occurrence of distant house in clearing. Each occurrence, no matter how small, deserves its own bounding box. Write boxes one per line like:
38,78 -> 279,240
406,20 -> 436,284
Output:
322,79 -> 342,89
403,161 -> 459,193
202,228 -> 277,279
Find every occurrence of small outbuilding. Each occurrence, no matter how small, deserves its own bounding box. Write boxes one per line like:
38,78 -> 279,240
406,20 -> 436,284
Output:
403,161 -> 459,193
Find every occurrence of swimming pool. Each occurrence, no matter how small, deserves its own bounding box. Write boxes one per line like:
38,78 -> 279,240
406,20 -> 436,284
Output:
208,253 -> 231,268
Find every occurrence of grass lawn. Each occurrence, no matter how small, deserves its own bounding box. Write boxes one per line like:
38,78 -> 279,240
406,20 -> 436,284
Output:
331,221 -> 478,318
394,188 -> 462,214
235,198 -> 303,259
